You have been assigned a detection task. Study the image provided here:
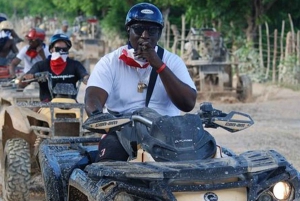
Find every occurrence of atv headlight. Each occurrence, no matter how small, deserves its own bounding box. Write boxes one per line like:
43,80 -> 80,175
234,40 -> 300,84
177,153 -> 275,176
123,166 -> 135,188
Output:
273,181 -> 291,200
14,78 -> 20,84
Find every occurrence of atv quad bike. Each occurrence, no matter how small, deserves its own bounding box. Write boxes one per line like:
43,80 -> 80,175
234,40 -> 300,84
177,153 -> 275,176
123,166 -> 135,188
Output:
173,27 -> 252,102
38,102 -> 300,201
0,71 -> 87,201
0,64 -> 39,113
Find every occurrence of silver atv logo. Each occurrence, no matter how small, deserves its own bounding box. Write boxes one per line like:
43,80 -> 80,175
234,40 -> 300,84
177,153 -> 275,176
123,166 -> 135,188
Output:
204,192 -> 218,201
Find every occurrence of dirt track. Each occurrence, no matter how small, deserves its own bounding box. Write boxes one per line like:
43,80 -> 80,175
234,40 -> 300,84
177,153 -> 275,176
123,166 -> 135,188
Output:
203,83 -> 300,171
1,82 -> 300,200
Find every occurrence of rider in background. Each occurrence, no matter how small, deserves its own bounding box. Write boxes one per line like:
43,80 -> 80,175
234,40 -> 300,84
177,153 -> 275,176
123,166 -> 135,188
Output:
19,34 -> 89,102
9,28 -> 50,78
0,20 -> 18,66
0,13 -> 23,43
54,20 -> 74,39
73,10 -> 85,33
84,3 -> 197,161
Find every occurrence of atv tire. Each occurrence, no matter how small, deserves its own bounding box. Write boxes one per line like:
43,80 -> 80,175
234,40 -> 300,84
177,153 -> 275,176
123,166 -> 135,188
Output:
236,74 -> 252,102
3,138 -> 31,201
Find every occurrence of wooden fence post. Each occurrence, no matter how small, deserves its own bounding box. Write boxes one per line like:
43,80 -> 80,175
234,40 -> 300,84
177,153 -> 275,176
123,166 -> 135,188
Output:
288,14 -> 295,54
272,29 -> 278,83
259,25 -> 264,74
297,31 -> 300,84
165,20 -> 170,49
171,25 -> 180,54
265,22 -> 270,80
180,15 -> 186,57
278,20 -> 285,83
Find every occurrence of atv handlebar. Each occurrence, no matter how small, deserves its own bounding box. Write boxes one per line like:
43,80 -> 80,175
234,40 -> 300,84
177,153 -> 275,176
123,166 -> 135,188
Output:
21,71 -> 81,99
21,71 -> 51,83
83,102 -> 254,134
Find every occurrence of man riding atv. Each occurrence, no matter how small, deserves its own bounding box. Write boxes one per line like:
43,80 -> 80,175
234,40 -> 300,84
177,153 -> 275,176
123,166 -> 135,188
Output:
19,33 -> 89,102
0,13 -> 23,44
9,28 -> 50,78
0,20 -> 18,67
85,2 -> 197,162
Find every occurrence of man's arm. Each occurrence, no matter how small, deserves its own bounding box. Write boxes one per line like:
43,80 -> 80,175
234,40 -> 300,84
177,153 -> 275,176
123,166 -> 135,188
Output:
11,40 -> 19,54
156,65 -> 197,112
135,44 -> 197,112
85,86 -> 108,116
18,62 -> 40,88
75,60 -> 89,84
37,43 -> 46,60
18,73 -> 34,88
9,57 -> 21,77
82,75 -> 89,84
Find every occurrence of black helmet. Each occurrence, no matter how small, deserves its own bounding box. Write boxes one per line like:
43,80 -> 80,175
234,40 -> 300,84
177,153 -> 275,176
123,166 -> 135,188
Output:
49,34 -> 72,51
125,3 -> 164,28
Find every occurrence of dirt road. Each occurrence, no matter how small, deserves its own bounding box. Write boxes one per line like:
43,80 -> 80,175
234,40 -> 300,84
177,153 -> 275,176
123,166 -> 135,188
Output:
1,82 -> 300,200
204,83 -> 300,171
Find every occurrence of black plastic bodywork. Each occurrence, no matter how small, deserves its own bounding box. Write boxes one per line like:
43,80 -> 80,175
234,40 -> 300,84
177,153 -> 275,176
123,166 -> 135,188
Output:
38,137 -> 300,201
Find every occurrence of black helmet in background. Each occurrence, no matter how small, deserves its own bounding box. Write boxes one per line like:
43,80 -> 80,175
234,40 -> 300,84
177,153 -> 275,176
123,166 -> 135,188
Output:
125,3 -> 164,28
49,34 -> 72,51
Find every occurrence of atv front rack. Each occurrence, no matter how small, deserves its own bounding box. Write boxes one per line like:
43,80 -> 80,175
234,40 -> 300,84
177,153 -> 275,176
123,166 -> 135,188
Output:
18,102 -> 85,137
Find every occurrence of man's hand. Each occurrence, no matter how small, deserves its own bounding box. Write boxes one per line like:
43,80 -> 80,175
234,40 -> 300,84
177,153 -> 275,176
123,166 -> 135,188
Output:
133,39 -> 163,70
36,44 -> 46,59
18,74 -> 34,88
9,57 -> 22,78
36,45 -> 43,53
22,74 -> 34,81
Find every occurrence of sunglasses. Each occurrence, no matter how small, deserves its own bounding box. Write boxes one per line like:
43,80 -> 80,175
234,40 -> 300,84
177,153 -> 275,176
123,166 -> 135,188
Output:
130,25 -> 161,36
54,47 -> 69,53
28,39 -> 37,43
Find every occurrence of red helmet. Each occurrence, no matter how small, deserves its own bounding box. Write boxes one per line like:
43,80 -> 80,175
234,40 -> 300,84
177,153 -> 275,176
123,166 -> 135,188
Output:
25,28 -> 46,41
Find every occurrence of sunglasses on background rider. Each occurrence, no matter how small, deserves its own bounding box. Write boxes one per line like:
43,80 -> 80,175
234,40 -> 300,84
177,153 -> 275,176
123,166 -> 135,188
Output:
54,47 -> 69,53
130,25 -> 161,36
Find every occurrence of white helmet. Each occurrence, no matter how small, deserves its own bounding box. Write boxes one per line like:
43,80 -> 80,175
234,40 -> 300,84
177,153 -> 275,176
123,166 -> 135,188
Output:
0,20 -> 13,30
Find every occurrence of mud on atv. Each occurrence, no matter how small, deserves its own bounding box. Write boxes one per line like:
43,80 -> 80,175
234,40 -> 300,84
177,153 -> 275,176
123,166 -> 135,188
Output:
38,102 -> 300,201
0,71 -> 87,201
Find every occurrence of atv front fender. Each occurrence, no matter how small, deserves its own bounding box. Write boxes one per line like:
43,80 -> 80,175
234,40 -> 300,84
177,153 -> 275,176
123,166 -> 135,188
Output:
0,105 -> 48,134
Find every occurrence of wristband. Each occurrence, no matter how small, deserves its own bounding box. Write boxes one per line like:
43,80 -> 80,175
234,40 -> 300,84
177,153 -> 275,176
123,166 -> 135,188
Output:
156,63 -> 166,74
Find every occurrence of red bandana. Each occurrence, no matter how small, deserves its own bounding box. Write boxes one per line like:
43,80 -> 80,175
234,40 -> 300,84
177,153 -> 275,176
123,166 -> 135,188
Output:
26,49 -> 38,59
50,57 -> 67,75
119,49 -> 149,68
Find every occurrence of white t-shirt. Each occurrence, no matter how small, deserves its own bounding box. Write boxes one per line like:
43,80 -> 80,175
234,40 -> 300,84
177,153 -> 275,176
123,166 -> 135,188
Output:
17,44 -> 50,73
54,29 -> 73,38
87,45 -> 196,116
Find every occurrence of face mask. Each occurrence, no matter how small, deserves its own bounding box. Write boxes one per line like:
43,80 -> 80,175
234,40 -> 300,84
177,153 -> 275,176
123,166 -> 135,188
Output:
0,30 -> 11,39
119,48 -> 149,68
4,30 -> 11,38
50,52 -> 68,75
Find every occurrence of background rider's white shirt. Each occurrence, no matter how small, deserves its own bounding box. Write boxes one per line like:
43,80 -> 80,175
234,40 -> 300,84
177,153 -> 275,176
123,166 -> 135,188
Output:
87,45 -> 196,116
17,44 -> 50,73
54,29 -> 73,38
